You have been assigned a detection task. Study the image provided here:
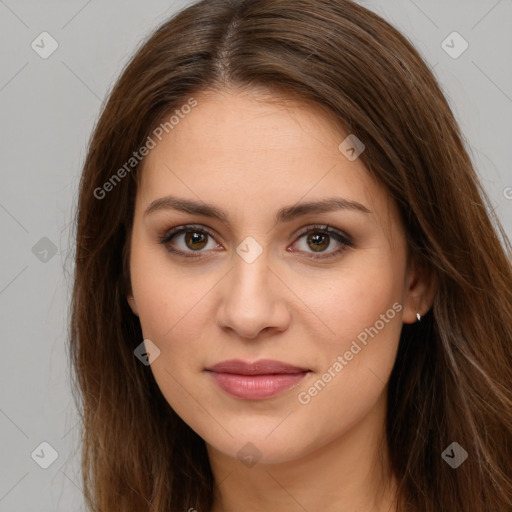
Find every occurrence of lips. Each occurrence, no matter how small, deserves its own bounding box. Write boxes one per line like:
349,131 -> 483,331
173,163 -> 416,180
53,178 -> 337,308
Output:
205,359 -> 311,400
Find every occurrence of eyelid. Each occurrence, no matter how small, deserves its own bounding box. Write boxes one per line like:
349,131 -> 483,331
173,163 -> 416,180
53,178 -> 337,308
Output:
291,224 -> 352,244
161,224 -> 218,241
288,224 -> 353,260
159,224 -> 223,257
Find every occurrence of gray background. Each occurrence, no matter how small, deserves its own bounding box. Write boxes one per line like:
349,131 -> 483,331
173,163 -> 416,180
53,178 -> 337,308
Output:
0,0 -> 510,510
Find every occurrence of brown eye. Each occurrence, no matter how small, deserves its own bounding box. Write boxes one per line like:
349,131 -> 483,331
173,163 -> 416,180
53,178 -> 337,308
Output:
291,225 -> 353,260
307,232 -> 330,252
160,225 -> 220,256
185,231 -> 208,250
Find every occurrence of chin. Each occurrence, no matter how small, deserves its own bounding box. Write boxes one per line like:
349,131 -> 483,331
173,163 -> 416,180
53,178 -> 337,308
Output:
207,434 -> 308,466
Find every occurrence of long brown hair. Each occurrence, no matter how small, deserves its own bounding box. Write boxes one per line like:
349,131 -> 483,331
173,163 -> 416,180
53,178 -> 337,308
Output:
69,0 -> 512,510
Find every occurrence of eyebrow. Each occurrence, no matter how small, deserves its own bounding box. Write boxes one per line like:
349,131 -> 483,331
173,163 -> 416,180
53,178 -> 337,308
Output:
144,195 -> 371,222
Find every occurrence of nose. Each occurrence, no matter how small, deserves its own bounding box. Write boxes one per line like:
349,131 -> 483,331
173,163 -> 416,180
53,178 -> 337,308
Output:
216,252 -> 291,339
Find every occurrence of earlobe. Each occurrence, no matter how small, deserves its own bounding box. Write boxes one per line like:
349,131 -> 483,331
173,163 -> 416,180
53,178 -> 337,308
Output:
127,295 -> 139,316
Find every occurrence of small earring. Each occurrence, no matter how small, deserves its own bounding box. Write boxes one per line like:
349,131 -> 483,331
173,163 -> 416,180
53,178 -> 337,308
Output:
416,312 -> 421,322
128,296 -> 134,301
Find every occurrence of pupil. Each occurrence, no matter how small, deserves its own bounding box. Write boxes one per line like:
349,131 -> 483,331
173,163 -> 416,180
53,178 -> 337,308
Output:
186,231 -> 207,250
308,232 -> 329,252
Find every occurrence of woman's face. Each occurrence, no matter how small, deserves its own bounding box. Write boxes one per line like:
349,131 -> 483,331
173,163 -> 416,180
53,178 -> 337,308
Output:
128,87 -> 425,466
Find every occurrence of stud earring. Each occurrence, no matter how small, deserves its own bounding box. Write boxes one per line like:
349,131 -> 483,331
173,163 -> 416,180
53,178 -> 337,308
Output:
416,312 -> 421,322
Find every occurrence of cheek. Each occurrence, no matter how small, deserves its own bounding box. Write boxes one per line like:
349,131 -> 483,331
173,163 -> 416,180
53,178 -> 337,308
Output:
128,238 -> 216,356
129,252 -> 216,421
298,247 -> 405,347
313,276 -> 402,388
293,248 -> 405,406
292,271 -> 403,447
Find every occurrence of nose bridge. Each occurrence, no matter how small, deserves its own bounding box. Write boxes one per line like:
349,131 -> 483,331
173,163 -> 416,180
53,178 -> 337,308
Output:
229,247 -> 273,307
216,244 -> 290,338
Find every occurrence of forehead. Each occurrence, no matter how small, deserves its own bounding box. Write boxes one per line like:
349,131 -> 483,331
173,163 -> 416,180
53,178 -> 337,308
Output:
146,87 -> 347,162
137,88 -> 395,230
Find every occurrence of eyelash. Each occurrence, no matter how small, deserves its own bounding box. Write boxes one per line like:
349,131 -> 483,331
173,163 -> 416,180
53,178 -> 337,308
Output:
158,224 -> 353,261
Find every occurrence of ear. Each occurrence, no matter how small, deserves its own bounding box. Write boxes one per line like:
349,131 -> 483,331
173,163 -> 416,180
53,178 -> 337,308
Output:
127,293 -> 139,316
402,255 -> 437,324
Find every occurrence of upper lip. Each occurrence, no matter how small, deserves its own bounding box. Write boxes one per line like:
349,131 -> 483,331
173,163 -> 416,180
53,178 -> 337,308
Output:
205,359 -> 310,375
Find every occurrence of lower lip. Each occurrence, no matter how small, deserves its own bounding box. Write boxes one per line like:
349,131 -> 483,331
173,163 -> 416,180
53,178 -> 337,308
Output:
207,371 -> 309,400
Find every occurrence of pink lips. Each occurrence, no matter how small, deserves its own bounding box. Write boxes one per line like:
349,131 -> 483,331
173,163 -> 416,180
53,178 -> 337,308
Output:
205,359 -> 310,400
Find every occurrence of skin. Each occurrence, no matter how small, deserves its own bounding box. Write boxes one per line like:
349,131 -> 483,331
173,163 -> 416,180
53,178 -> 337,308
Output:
127,87 -> 435,512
